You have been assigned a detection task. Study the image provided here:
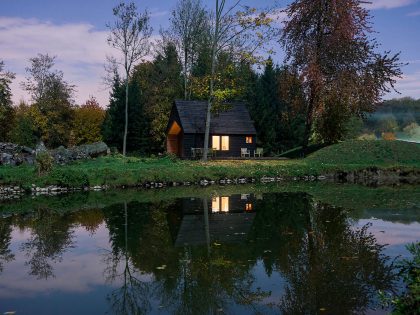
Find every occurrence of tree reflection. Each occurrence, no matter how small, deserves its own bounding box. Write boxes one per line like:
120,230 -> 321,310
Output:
102,202 -> 153,315
19,209 -> 74,279
275,202 -> 396,315
0,217 -> 14,273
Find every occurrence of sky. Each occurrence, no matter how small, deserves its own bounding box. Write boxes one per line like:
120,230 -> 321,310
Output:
1,0 -> 420,107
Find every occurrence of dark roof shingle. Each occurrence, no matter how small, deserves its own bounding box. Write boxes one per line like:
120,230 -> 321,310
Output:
174,100 -> 256,135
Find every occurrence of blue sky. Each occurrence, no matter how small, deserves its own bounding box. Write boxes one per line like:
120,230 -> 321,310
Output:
1,0 -> 420,106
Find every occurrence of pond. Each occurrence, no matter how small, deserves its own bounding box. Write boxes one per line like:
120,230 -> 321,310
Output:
0,184 -> 419,315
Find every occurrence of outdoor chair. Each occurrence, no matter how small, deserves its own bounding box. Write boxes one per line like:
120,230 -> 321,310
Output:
241,148 -> 251,158
254,148 -> 263,157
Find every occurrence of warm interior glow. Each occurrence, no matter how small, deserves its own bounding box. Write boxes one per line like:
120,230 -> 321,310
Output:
221,197 -> 229,212
221,136 -> 229,151
245,203 -> 253,211
168,121 -> 181,135
212,197 -> 220,212
212,136 -> 220,150
246,136 -> 253,144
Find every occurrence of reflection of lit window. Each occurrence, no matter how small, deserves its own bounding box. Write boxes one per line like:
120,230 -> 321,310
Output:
212,196 -> 230,212
241,194 -> 249,200
212,197 -> 220,212
221,197 -> 229,212
245,203 -> 253,211
212,136 -> 220,150
246,136 -> 253,144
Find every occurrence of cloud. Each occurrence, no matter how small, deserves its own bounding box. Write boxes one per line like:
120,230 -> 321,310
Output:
387,69 -> 420,100
407,9 -> 420,16
363,0 -> 419,10
0,16 -> 158,107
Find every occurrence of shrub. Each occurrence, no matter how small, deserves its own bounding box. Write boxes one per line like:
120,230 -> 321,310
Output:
50,169 -> 89,187
382,132 -> 396,141
35,151 -> 54,176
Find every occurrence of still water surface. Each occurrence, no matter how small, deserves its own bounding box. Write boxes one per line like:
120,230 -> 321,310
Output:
0,187 -> 419,315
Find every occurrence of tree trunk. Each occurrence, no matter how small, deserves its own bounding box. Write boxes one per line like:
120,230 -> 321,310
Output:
302,92 -> 315,155
184,48 -> 188,100
123,78 -> 129,156
202,0 -> 220,162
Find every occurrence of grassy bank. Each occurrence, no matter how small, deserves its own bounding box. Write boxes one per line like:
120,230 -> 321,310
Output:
0,140 -> 419,188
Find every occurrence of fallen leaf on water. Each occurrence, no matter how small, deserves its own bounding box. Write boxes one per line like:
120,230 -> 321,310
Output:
319,308 -> 327,311
156,265 -> 167,270
214,242 -> 222,246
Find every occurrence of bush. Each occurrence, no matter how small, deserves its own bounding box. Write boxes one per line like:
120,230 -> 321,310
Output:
49,169 -> 89,187
35,151 -> 53,175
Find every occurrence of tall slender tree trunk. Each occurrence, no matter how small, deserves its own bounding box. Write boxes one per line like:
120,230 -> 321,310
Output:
184,48 -> 188,100
123,78 -> 129,156
202,0 -> 220,162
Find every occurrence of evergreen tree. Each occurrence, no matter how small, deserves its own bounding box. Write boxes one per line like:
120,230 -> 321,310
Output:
0,61 -> 15,142
102,73 -> 150,154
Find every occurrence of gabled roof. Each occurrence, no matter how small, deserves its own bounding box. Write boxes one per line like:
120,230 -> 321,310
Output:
172,100 -> 256,135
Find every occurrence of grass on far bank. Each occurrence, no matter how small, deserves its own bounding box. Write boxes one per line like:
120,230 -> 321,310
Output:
0,140 -> 419,189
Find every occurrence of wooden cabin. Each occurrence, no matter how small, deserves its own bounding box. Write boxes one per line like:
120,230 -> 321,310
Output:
166,100 -> 257,158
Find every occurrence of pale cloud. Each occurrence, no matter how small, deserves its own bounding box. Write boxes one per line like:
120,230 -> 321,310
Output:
363,0 -> 419,10
407,9 -> 420,16
0,16 -> 114,106
387,70 -> 420,99
0,16 -> 158,107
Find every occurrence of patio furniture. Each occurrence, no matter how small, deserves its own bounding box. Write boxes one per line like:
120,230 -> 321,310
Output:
241,148 -> 251,158
254,148 -> 263,157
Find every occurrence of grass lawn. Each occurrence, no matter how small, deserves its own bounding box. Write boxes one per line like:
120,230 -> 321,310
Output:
0,140 -> 419,188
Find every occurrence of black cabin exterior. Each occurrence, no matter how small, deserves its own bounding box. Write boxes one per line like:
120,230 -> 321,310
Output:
166,100 -> 257,158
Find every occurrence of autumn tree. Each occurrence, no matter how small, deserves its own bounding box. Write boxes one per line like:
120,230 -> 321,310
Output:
107,2 -> 152,156
202,0 -> 274,161
73,97 -> 105,145
21,54 -> 75,148
0,60 -> 15,142
281,0 -> 403,147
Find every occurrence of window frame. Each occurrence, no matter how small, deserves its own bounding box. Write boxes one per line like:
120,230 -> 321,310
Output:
245,136 -> 253,144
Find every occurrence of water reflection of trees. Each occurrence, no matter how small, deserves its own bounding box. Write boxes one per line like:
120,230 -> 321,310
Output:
249,193 -> 396,314
0,191 -> 398,314
0,217 -> 14,273
19,209 -> 75,279
102,199 -> 271,315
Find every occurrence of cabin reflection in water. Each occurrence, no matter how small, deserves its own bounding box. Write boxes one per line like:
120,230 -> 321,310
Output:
175,194 -> 258,247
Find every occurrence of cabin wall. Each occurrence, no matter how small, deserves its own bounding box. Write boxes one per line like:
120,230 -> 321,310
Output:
182,134 -> 257,158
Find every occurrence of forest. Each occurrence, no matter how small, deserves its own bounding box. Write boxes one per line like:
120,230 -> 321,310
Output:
0,0 -> 412,156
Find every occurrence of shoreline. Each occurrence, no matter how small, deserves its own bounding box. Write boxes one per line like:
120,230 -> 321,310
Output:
1,166 -> 419,201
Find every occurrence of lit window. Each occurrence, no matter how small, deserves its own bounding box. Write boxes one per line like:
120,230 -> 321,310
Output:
246,136 -> 253,144
221,197 -> 229,212
212,136 -> 229,151
212,136 -> 220,150
245,203 -> 253,211
212,197 -> 220,212
221,136 -> 229,151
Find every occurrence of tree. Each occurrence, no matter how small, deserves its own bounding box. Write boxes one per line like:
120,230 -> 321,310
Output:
132,43 -> 184,152
102,72 -> 150,153
73,97 -> 105,145
168,0 -> 208,100
0,60 -> 15,142
10,101 -> 40,147
281,0 -> 403,147
202,0 -> 274,161
21,54 -> 75,148
107,2 -> 153,156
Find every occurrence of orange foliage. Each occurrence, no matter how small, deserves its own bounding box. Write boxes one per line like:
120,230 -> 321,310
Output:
382,132 -> 396,141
